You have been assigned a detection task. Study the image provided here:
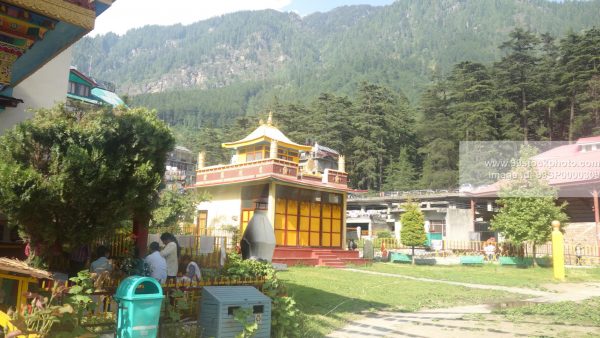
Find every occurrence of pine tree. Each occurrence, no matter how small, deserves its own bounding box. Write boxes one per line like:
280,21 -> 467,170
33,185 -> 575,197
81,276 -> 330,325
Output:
310,93 -> 353,155
529,33 -> 562,140
447,61 -> 498,141
351,82 -> 397,190
400,201 -> 427,260
559,28 -> 600,141
418,78 -> 458,189
580,75 -> 600,135
494,28 -> 541,141
383,148 -> 418,191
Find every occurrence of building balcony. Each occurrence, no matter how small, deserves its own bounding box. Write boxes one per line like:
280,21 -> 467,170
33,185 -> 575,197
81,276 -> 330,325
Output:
63,0 -> 95,11
194,158 -> 348,190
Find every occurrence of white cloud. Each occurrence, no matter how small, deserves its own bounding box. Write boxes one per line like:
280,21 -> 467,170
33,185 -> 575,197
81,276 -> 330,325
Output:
90,0 -> 293,36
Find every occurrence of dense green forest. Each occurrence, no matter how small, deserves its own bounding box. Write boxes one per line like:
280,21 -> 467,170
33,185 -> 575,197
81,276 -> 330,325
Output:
71,1 -> 600,191
169,27 -> 600,191
74,0 -> 600,121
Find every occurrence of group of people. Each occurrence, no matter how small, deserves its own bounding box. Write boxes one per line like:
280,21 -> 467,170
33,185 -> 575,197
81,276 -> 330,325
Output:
87,232 -> 201,284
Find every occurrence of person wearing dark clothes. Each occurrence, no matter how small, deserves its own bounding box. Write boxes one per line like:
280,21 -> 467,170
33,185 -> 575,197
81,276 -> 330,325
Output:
69,244 -> 90,277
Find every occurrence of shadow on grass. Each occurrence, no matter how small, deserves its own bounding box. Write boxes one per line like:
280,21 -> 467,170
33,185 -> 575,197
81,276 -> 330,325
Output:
282,281 -> 585,337
284,282 -> 390,337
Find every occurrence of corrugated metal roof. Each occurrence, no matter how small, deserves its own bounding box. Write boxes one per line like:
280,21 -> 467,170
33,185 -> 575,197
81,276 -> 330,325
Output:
91,87 -> 125,107
203,286 -> 269,303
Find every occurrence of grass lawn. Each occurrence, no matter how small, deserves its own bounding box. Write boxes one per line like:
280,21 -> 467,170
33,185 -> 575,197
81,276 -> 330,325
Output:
357,262 -> 600,289
277,266 -> 524,337
494,297 -> 600,327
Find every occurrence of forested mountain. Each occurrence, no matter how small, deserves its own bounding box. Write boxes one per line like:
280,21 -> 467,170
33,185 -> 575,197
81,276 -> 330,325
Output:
74,0 -> 600,125
72,1 -> 600,191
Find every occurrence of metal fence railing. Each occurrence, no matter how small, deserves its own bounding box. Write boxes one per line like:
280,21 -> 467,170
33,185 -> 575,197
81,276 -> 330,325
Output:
93,233 -> 134,259
359,238 -> 600,266
179,226 -> 236,250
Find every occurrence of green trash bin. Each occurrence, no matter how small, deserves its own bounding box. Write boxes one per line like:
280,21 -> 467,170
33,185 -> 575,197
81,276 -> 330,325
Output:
114,276 -> 164,338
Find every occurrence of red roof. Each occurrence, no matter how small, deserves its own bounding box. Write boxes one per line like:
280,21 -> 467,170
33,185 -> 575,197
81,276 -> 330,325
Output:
576,136 -> 600,144
469,137 -> 600,197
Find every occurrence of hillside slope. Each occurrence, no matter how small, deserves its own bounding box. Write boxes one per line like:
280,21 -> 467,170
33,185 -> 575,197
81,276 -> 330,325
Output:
72,0 -> 600,126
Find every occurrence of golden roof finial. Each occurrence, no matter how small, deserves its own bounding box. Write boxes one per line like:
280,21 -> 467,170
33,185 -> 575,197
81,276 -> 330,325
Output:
267,111 -> 273,126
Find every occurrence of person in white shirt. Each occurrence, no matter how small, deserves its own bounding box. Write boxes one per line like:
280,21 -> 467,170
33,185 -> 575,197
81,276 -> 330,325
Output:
179,255 -> 201,283
90,246 -> 112,274
145,242 -> 167,284
160,232 -> 180,284
484,243 -> 496,261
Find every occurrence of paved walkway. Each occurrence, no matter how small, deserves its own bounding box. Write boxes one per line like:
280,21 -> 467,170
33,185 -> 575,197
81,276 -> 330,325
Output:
326,269 -> 600,338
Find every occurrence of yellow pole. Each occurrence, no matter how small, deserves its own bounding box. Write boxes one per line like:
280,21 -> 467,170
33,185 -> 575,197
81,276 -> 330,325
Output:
551,220 -> 565,280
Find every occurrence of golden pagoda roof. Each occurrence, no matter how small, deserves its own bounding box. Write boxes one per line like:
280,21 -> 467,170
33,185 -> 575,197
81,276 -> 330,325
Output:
222,113 -> 312,151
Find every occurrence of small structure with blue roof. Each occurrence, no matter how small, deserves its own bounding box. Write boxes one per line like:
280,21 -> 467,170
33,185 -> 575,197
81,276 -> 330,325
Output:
199,286 -> 271,338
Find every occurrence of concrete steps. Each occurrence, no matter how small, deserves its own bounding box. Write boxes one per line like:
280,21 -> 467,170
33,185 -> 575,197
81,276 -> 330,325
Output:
273,247 -> 370,267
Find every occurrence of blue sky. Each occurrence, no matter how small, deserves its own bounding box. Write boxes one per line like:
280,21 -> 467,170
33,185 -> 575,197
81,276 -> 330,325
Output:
91,0 -> 395,36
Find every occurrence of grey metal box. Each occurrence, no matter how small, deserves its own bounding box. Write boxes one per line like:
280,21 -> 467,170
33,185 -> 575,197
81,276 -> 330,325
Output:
199,286 -> 271,338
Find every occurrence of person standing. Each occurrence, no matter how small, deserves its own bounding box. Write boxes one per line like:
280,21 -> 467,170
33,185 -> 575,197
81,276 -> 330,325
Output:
575,243 -> 584,266
160,233 -> 180,284
145,242 -> 167,283
348,239 -> 358,251
69,244 -> 90,277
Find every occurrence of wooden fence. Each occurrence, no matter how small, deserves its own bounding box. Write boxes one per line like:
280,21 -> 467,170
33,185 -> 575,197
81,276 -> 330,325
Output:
93,233 -> 229,270
93,233 -> 134,259
38,276 -> 266,333
359,238 -> 600,266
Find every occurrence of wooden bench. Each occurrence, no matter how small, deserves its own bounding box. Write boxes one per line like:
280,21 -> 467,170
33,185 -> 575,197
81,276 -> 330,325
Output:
459,256 -> 484,265
390,252 -> 412,263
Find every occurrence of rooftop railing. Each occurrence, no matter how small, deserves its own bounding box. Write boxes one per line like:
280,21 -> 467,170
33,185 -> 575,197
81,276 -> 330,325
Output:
195,158 -> 348,187
348,189 -> 460,200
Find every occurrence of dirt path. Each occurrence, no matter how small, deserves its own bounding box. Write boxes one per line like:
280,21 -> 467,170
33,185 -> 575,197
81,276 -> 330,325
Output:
326,270 -> 600,338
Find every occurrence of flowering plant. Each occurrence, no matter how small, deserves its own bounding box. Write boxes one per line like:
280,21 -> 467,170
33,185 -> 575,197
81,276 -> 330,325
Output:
8,270 -> 97,337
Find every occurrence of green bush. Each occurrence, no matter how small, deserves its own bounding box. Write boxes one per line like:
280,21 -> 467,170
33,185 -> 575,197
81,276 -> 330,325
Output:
223,253 -> 275,279
377,231 -> 393,238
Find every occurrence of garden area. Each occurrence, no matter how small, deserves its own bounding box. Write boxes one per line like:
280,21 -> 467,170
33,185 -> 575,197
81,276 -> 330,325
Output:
0,253 -> 291,337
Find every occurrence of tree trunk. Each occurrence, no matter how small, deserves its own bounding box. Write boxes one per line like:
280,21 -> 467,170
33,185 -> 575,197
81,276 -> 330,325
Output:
411,246 -> 415,265
569,98 -> 575,143
522,87 -> 528,142
547,106 -> 553,141
133,214 -> 149,257
378,151 -> 383,191
532,242 -> 537,268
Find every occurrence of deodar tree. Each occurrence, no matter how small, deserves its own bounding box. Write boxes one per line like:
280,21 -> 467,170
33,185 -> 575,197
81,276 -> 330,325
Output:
490,145 -> 568,266
400,201 -> 427,261
0,105 -> 174,270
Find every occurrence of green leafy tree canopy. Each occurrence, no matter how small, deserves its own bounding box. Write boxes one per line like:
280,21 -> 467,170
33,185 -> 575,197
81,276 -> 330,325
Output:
400,200 -> 427,257
0,105 -> 174,269
490,145 -> 568,263
151,189 -> 209,231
